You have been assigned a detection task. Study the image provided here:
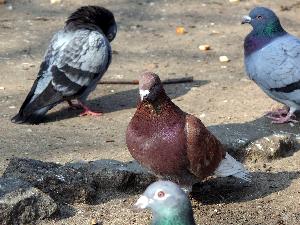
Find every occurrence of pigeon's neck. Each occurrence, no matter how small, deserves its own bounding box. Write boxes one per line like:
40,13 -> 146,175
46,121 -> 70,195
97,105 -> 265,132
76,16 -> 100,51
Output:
139,91 -> 180,116
152,209 -> 196,225
65,22 -> 102,32
244,23 -> 286,56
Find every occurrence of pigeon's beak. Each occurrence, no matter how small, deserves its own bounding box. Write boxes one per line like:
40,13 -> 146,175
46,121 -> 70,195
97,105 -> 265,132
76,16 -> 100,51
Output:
133,195 -> 150,210
242,15 -> 252,24
139,89 -> 150,101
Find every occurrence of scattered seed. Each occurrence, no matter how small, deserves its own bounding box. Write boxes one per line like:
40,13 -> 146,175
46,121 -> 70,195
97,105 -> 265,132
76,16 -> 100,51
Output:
199,44 -> 211,51
219,55 -> 230,62
176,26 -> 186,34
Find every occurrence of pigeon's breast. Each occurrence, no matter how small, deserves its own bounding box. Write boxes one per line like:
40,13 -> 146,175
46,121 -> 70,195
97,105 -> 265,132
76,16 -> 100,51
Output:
126,112 -> 188,176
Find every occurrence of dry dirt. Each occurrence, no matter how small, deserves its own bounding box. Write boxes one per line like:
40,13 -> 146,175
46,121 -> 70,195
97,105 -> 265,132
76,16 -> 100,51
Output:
1,0 -> 300,224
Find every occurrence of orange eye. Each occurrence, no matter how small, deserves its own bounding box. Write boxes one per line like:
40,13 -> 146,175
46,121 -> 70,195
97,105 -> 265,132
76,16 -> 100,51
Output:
157,191 -> 165,198
256,15 -> 263,20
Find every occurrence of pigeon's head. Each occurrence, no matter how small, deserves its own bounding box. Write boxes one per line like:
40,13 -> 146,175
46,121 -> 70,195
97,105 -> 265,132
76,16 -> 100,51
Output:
242,7 -> 284,36
139,72 -> 164,102
66,6 -> 117,42
134,181 -> 192,217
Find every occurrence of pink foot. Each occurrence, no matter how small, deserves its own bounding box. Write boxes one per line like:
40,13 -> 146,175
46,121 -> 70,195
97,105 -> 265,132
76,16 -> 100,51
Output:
264,107 -> 289,118
78,101 -> 102,117
79,109 -> 103,117
267,113 -> 298,124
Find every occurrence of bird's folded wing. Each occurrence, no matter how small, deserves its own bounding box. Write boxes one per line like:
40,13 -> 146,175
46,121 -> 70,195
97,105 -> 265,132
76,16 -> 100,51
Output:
52,30 -> 110,94
184,115 -> 225,180
248,35 -> 300,92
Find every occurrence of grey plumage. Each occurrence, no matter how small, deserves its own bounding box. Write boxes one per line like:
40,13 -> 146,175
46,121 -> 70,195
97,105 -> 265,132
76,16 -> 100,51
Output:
12,6 -> 117,124
243,7 -> 300,123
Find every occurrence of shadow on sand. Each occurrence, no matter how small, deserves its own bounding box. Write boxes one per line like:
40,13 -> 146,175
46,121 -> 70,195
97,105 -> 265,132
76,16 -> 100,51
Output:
192,170 -> 300,205
44,79 -> 209,123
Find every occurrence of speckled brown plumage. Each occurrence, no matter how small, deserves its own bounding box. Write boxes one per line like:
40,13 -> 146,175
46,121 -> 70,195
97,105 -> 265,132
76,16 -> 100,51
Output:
126,72 -> 225,187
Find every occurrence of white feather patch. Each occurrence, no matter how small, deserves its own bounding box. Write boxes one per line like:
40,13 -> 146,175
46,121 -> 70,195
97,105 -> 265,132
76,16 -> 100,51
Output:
139,89 -> 150,101
214,152 -> 251,182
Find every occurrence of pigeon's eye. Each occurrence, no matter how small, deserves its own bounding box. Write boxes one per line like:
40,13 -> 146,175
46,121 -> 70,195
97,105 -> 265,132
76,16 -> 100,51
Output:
256,15 -> 263,20
157,191 -> 165,198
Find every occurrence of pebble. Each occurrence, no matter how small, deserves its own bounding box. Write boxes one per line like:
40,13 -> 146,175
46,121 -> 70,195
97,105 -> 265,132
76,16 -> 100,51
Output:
219,55 -> 230,62
22,63 -> 35,70
198,44 -> 211,51
0,86 -> 5,90
50,0 -> 61,4
6,4 -> 12,10
229,0 -> 240,2
0,0 -> 6,4
8,106 -> 16,109
90,218 -> 98,225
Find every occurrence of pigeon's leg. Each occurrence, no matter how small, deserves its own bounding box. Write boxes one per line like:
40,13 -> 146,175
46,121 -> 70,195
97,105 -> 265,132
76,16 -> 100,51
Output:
264,107 -> 289,118
67,100 -> 82,110
77,100 -> 103,117
268,108 -> 298,124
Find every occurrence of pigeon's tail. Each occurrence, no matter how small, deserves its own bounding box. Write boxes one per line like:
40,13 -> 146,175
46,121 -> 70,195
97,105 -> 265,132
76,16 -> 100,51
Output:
11,81 -> 63,124
11,106 -> 50,124
214,152 -> 251,182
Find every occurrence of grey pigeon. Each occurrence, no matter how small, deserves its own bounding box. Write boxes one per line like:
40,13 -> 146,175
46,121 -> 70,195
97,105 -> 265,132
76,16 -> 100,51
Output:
126,72 -> 250,193
11,6 -> 117,124
243,7 -> 300,123
134,180 -> 196,225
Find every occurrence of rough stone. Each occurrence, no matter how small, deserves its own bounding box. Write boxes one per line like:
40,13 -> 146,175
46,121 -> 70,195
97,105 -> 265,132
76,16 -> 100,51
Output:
67,159 -> 157,191
0,177 -> 57,225
3,158 -> 96,204
244,134 -> 296,162
3,158 -> 156,204
209,117 -> 299,162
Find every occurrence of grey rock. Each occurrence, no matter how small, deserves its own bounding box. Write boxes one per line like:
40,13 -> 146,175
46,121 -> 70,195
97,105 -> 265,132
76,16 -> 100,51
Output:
3,158 -> 156,205
0,177 -> 57,225
67,159 -> 157,191
3,158 -> 96,204
208,117 -> 299,162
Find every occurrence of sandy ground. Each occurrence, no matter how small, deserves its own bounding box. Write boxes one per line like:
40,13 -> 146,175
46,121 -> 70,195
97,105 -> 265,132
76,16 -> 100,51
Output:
1,0 -> 300,224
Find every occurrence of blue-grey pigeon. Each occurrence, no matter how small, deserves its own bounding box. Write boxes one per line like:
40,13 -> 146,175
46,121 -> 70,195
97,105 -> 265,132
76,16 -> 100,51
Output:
11,6 -> 117,124
134,180 -> 196,225
243,7 -> 300,123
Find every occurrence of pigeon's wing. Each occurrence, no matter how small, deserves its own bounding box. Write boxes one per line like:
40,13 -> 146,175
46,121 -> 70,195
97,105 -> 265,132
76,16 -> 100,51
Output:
12,30 -> 111,123
184,114 -> 225,180
246,34 -> 300,104
11,32 -> 64,123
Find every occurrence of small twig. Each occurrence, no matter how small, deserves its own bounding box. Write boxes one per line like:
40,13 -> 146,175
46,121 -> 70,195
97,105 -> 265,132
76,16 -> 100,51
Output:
98,77 -> 194,85
33,17 -> 50,21
99,80 -> 139,85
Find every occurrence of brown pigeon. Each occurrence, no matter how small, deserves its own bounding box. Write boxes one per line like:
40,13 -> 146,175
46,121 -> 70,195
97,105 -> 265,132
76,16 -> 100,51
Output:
126,72 -> 250,192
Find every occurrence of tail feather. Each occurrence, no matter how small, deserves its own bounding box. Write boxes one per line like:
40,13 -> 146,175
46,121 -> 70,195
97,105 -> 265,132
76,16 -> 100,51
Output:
11,106 -> 51,124
11,82 -> 63,124
214,152 -> 251,182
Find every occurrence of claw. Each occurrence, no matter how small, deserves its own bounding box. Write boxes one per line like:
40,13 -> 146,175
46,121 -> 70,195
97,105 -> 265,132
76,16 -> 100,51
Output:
267,113 -> 297,124
79,109 -> 103,117
78,101 -> 102,117
264,107 -> 289,118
